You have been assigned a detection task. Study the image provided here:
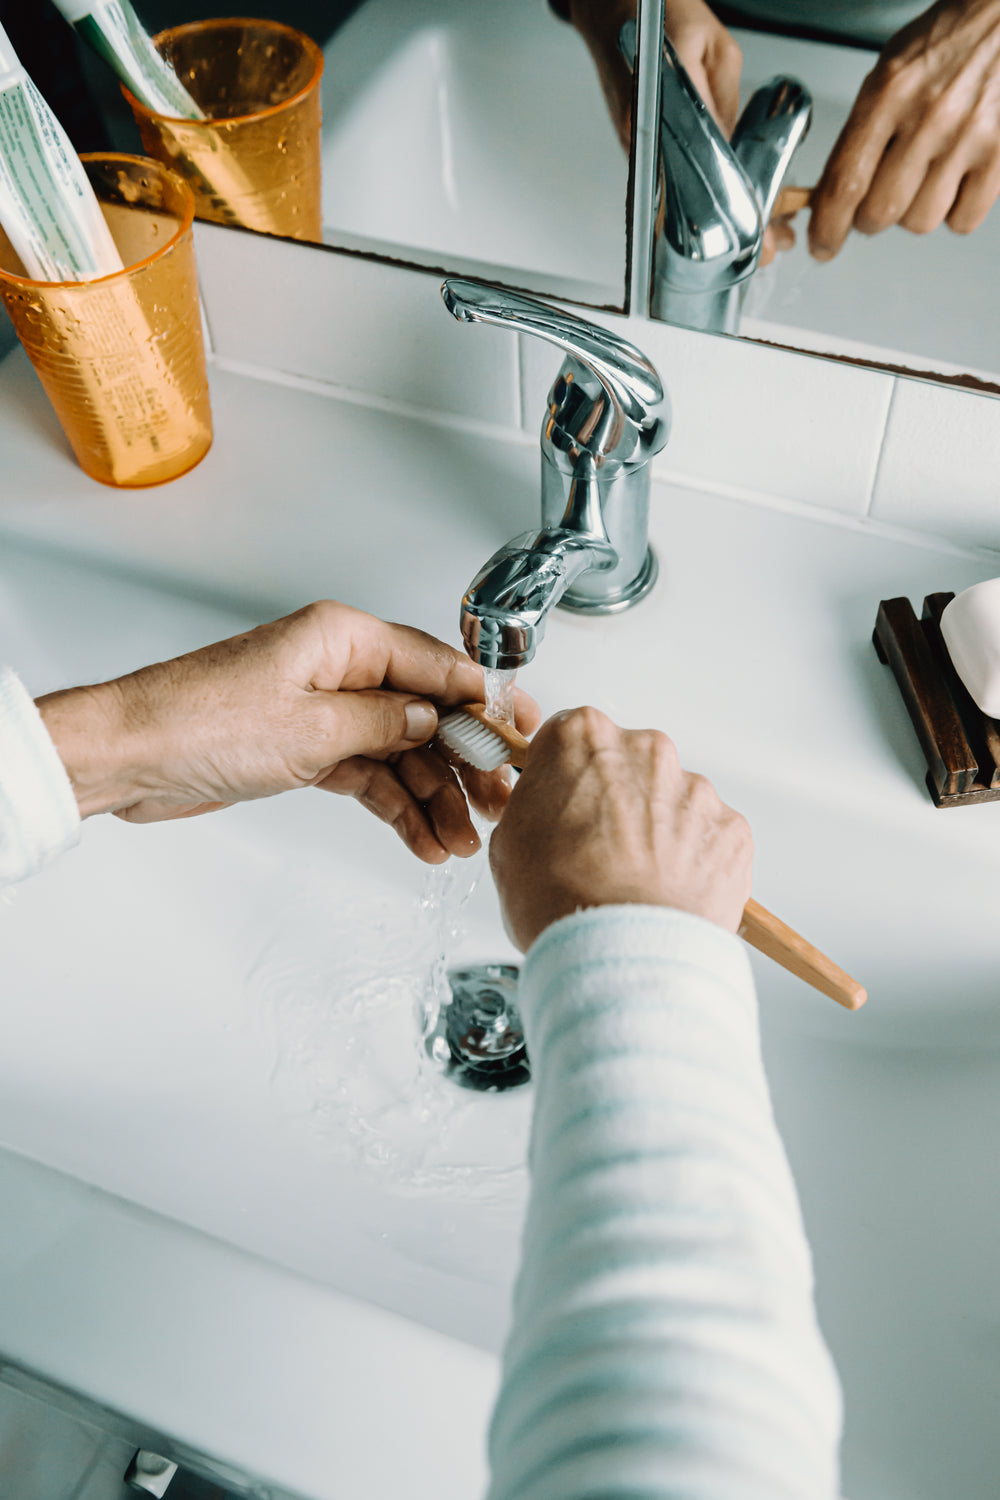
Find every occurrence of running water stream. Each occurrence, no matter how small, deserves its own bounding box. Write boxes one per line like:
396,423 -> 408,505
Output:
248,665 -> 531,1192
483,665 -> 517,727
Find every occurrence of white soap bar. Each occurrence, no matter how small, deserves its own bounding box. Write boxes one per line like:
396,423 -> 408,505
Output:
940,578 -> 1000,719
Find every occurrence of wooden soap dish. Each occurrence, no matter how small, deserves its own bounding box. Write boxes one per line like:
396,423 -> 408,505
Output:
873,592 -> 1000,807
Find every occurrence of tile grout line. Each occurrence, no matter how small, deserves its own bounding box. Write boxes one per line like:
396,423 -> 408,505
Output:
864,377 -> 900,520
207,354 -> 1000,565
209,352 -> 538,450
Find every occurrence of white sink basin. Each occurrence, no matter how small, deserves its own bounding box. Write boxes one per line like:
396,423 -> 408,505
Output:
2,351 -> 1000,1498
0,530 -> 530,1350
319,0 -> 629,304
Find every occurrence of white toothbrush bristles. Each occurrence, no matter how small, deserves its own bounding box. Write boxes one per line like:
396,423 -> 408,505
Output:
437,710 -> 513,771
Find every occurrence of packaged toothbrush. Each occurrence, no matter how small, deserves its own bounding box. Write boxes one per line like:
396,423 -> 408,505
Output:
51,0 -> 204,120
0,20 -> 122,280
55,2 -> 277,233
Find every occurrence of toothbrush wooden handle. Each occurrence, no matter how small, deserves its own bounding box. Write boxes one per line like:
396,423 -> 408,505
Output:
772,184 -> 813,217
460,704 -> 865,1008
738,897 -> 867,1010
461,702 -> 533,768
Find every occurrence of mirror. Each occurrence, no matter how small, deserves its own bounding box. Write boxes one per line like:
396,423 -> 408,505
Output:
20,0 -> 994,388
16,0 -> 634,311
646,5 -> 1000,391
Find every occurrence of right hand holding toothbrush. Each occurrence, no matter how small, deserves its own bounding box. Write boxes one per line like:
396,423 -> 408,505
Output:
490,706 -> 752,951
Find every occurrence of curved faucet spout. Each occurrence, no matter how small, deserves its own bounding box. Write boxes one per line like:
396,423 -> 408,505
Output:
461,528 -> 617,670
620,22 -> 811,331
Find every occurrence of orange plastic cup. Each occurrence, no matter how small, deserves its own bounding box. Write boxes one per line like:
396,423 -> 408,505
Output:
124,18 -> 324,242
0,154 -> 213,488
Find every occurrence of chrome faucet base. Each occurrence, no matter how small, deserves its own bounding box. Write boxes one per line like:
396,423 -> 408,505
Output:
649,283 -> 743,335
442,279 -> 668,666
558,545 -> 658,615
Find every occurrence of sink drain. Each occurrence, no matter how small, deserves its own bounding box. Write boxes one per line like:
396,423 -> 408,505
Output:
426,963 -> 530,1090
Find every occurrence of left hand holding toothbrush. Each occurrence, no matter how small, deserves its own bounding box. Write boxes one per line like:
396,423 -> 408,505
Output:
36,601 -> 540,864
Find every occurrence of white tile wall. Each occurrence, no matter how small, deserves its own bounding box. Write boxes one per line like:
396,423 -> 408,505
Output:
193,223 -> 521,428
519,315 -> 894,517
191,223 -> 1000,548
870,379 -> 1000,552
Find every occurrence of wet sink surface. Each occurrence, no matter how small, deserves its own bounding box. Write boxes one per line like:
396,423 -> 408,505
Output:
1,543 -> 531,1355
3,360 -> 1000,1498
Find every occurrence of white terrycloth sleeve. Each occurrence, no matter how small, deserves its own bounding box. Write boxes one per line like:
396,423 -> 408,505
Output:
487,905 -> 842,1500
0,667 -> 81,886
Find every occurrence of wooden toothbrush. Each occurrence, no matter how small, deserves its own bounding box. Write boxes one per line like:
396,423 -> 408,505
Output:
772,185 -> 813,217
437,704 -> 867,1011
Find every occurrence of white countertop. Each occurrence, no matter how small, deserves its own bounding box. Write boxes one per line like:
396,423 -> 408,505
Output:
2,346 -> 1000,1499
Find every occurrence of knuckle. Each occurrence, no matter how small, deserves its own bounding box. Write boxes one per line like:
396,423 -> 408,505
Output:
302,599 -> 340,626
299,599 -> 351,643
829,166 -> 867,201
646,727 -> 679,766
900,206 -> 937,234
558,704 -> 613,742
352,763 -> 382,809
380,695 -> 408,742
855,204 -> 896,234
687,770 -> 720,809
870,55 -> 909,102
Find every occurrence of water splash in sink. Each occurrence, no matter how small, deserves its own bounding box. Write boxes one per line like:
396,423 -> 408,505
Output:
246,835 -> 530,1197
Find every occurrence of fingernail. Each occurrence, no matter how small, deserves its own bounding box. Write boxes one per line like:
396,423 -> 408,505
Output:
404,700 -> 438,741
810,244 -> 834,262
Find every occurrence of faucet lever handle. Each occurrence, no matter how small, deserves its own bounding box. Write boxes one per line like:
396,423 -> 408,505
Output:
441,279 -> 664,428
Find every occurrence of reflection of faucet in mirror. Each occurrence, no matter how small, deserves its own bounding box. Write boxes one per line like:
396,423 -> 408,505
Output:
441,278 -> 669,671
620,20 -> 811,334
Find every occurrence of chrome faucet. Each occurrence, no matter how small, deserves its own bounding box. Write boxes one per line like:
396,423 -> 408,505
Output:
441,279 -> 669,670
620,21 -> 811,333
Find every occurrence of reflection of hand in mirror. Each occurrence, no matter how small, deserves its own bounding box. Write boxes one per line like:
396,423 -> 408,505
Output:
809,0 -> 1000,260
557,0 -> 743,144
562,0 -> 805,269
661,0 -> 743,136
759,217 -> 797,267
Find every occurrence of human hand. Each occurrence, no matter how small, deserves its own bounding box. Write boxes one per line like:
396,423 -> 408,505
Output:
758,217 -> 797,267
809,0 -> 1000,260
489,707 -> 753,952
567,0 -> 742,148
663,0 -> 743,136
37,601 -> 540,864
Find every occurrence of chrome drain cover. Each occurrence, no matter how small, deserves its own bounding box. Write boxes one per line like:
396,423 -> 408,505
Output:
426,963 -> 530,1090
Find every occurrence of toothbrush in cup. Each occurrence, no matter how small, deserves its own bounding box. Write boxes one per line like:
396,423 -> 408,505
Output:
438,705 -> 867,1012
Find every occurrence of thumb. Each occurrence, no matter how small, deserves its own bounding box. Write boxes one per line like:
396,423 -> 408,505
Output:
320,690 -> 439,760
